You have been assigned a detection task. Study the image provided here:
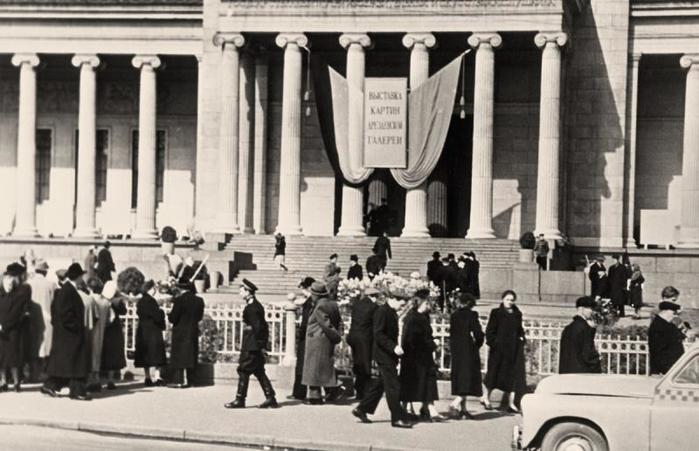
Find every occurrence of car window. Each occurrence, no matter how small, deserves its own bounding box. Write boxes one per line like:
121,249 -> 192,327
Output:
674,355 -> 699,385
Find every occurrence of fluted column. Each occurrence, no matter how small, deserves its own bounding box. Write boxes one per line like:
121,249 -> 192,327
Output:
275,33 -> 306,235
368,171 -> 388,208
534,32 -> 567,240
337,33 -> 371,237
625,53 -> 641,247
427,165 -> 448,236
678,54 -> 699,247
71,54 -> 101,238
11,53 -> 40,237
253,51 -> 269,234
466,33 -> 501,239
401,33 -> 436,237
238,51 -> 255,233
131,55 -> 161,239
214,33 -> 245,234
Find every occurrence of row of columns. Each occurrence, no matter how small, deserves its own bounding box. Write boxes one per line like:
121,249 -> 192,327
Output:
11,53 -> 162,238
254,30 -> 567,238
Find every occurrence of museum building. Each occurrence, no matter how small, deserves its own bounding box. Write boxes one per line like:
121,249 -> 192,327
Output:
0,0 -> 697,252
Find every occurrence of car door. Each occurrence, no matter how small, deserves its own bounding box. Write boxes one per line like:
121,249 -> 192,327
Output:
650,350 -> 699,451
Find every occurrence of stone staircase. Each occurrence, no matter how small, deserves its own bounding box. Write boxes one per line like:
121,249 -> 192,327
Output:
225,235 -> 519,295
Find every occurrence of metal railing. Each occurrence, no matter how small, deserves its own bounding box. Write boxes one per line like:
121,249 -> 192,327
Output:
122,301 -> 691,377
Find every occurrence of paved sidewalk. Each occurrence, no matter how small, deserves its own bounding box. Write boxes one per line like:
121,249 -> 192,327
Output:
0,382 -> 519,451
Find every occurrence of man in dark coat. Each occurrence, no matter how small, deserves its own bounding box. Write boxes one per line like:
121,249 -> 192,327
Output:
324,254 -> 338,282
41,263 -> 91,400
649,300 -> 688,375
607,254 -> 627,317
426,251 -> 441,284
588,256 -> 607,299
466,252 -> 481,299
438,257 -> 457,311
347,287 -> 378,400
374,198 -> 390,235
302,282 -> 344,404
559,296 -> 601,374
168,269 -> 205,388
96,241 -> 115,283
0,263 -> 31,391
347,254 -> 363,280
353,297 -> 412,428
372,232 -> 392,271
366,251 -> 383,280
291,277 -> 315,400
226,279 -> 279,408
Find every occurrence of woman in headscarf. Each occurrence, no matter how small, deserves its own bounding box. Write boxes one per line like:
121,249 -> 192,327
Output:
100,282 -> 126,390
134,280 -> 167,386
0,263 -> 30,391
629,264 -> 645,319
399,289 -> 444,422
448,292 -> 484,419
482,290 -> 526,413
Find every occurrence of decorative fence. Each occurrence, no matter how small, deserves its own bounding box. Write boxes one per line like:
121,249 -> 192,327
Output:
122,301 -> 692,377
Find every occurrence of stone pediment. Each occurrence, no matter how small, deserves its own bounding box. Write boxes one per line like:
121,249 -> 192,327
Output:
223,0 -> 562,12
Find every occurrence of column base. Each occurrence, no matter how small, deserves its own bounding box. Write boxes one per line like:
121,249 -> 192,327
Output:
624,238 -> 638,248
401,226 -> 430,238
132,228 -> 159,240
465,227 -> 496,239
275,224 -> 303,236
337,225 -> 366,237
12,227 -> 39,238
72,228 -> 101,239
241,227 -> 256,234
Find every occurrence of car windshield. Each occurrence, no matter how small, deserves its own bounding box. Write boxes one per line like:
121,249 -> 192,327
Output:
674,354 -> 699,385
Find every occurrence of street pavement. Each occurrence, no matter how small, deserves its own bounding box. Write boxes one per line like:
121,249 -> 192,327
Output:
0,382 -> 519,451
0,425 -> 249,451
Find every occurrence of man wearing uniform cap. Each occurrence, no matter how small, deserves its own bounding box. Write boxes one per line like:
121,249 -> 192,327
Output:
347,286 -> 379,400
559,296 -> 601,374
225,279 -> 279,409
648,288 -> 695,375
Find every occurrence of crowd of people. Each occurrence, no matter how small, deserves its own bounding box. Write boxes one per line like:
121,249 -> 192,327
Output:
587,253 -> 645,318
425,251 -> 481,310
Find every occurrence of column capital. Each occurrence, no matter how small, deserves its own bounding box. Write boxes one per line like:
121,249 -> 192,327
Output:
71,54 -> 100,69
275,33 -> 308,49
213,32 -> 245,49
339,33 -> 371,49
468,33 -> 502,50
534,32 -> 568,49
402,33 -> 436,49
132,55 -> 161,70
11,53 -> 39,68
680,54 -> 699,69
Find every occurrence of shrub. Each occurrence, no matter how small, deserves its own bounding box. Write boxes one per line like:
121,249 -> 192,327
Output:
160,226 -> 178,243
198,315 -> 222,363
519,231 -> 536,249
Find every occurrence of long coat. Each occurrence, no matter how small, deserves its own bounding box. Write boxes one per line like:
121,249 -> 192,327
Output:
400,309 -> 438,402
426,259 -> 441,283
168,291 -> 205,369
96,248 -> 115,282
28,275 -> 54,358
295,296 -> 315,378
588,262 -> 607,298
450,307 -> 484,396
347,296 -> 377,376
0,285 -> 30,369
559,316 -> 601,374
607,263 -> 627,309
629,271 -> 644,310
101,299 -> 127,370
467,260 -> 481,299
347,264 -> 363,280
484,305 -> 526,395
372,303 -> 400,366
241,296 -> 269,352
302,297 -> 343,387
648,315 -> 685,375
134,293 -> 167,368
47,283 -> 90,378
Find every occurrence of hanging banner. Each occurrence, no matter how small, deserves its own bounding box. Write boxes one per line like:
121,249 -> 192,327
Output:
363,77 -> 407,168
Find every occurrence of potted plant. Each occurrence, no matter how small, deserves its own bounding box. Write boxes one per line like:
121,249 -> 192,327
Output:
519,231 -> 536,263
160,226 -> 178,255
194,315 -> 221,386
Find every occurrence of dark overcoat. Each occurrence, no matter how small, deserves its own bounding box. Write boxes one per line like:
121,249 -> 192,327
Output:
347,296 -> 377,376
559,316 -> 601,374
484,305 -> 526,394
588,262 -> 607,298
295,296 -> 315,379
456,267 -> 469,294
629,272 -> 644,310
400,309 -> 438,402
0,284 -> 30,369
96,248 -> 115,282
450,307 -> 484,396
372,303 -> 399,366
101,299 -> 127,370
168,290 -> 205,369
372,236 -> 392,260
648,315 -> 685,375
426,259 -> 441,283
607,263 -> 627,309
241,297 -> 269,352
47,283 -> 90,378
134,294 -> 167,368
467,260 -> 481,299
302,297 -> 343,387
366,255 -> 383,278
348,264 -> 363,280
